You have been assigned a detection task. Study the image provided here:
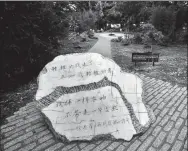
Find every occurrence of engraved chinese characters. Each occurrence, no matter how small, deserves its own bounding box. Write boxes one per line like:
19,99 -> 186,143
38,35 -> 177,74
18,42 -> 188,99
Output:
42,86 -> 136,141
35,53 -> 156,142
36,53 -> 119,101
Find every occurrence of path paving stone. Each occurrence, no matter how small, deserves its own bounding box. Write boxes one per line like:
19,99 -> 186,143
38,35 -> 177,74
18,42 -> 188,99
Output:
106,142 -> 121,150
175,118 -> 184,129
171,140 -> 184,151
153,131 -> 167,148
116,145 -> 125,151
164,121 -> 174,131
166,128 -> 179,144
0,74 -> 187,151
159,143 -> 171,151
44,142 -> 64,151
137,136 -> 154,151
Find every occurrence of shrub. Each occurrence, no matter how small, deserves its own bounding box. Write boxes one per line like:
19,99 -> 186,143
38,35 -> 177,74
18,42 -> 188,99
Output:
122,38 -> 131,46
151,6 -> 176,36
87,30 -> 94,38
80,32 -> 88,42
118,36 -> 123,42
158,36 -> 170,46
111,38 -> 119,42
133,33 -> 143,44
74,10 -> 97,33
140,23 -> 164,45
1,2 -> 69,92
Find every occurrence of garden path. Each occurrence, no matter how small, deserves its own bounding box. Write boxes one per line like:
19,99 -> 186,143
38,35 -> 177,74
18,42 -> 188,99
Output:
88,32 -> 124,59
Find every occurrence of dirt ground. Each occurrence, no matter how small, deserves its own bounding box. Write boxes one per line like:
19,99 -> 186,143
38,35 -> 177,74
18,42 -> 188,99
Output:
111,42 -> 187,87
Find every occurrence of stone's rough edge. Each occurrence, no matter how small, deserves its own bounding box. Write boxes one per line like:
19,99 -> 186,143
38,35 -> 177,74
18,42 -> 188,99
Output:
36,77 -> 156,142
136,74 -> 156,134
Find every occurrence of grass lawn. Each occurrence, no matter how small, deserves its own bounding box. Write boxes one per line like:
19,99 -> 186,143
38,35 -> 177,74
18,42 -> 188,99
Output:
111,42 -> 187,87
0,37 -> 98,126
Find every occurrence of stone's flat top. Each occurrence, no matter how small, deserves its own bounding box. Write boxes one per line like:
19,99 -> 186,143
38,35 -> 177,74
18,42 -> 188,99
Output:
1,73 -> 187,151
42,86 -> 138,141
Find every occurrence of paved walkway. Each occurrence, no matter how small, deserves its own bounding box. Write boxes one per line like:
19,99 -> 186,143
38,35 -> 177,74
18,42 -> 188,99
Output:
1,34 -> 187,151
1,74 -> 187,151
88,33 -> 121,59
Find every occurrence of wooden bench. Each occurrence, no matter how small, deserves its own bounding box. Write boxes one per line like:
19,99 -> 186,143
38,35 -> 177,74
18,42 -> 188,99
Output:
132,52 -> 160,66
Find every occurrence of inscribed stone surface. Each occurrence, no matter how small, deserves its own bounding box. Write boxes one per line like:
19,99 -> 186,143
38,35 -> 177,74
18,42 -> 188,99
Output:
36,53 -> 156,142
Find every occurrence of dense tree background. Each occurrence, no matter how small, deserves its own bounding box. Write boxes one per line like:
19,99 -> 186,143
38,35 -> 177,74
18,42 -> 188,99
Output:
0,2 -> 71,92
0,1 -> 187,92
